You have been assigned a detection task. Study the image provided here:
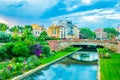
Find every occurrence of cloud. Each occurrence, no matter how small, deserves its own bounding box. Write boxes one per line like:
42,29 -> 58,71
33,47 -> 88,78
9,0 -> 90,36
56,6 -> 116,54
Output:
50,8 -> 120,29
0,18 -> 9,24
66,5 -> 79,11
61,0 -> 119,12
0,16 -> 20,27
0,0 -> 59,18
81,0 -> 92,5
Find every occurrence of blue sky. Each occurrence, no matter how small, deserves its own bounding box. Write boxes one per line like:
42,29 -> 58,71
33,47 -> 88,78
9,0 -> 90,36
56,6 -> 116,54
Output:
0,0 -> 120,29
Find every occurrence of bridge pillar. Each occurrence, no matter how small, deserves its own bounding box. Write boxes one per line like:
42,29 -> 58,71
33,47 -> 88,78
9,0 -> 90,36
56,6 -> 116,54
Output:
48,40 -> 59,51
117,42 -> 120,53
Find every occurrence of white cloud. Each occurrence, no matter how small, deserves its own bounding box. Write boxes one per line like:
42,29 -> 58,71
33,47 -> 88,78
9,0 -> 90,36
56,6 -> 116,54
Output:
0,18 -> 8,24
66,5 -> 79,11
50,8 -> 120,29
81,0 -> 92,5
82,16 -> 99,22
0,16 -> 20,27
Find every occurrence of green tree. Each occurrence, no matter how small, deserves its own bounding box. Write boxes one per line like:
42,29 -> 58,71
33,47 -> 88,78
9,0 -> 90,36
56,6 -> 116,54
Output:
0,23 -> 9,32
10,25 -> 24,34
24,35 -> 35,45
80,28 -> 96,39
11,33 -> 21,42
12,42 -> 29,57
38,31 -> 49,45
38,31 -> 49,41
21,29 -> 33,40
0,31 -> 11,42
24,25 -> 33,32
10,26 -> 18,33
42,45 -> 50,57
103,28 -> 118,40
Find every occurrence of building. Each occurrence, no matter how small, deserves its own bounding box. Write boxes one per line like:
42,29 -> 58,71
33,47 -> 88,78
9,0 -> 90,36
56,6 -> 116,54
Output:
47,24 -> 60,38
58,20 -> 79,39
116,24 -> 120,40
59,26 -> 66,39
73,26 -> 79,39
32,24 -> 46,37
94,28 -> 107,40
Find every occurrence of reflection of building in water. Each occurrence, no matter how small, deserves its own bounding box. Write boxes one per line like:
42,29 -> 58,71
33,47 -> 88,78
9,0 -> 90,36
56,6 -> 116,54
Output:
70,52 -> 98,61
73,54 -> 80,60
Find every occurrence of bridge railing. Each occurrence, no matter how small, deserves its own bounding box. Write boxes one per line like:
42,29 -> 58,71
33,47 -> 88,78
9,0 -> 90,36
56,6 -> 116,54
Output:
47,39 -> 117,44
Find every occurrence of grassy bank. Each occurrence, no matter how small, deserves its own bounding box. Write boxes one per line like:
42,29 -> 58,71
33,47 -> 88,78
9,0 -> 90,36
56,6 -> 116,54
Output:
98,48 -> 120,80
0,47 -> 79,80
40,47 -> 79,64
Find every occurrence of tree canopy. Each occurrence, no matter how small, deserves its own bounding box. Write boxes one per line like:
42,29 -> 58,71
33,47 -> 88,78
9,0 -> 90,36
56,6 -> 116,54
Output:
24,25 -> 33,32
38,31 -> 49,41
80,28 -> 96,39
0,23 -> 9,32
103,28 -> 118,39
0,31 -> 11,42
9,25 -> 24,33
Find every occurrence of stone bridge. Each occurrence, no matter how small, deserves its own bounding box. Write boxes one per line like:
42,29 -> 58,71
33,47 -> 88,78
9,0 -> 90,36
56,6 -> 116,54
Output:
48,39 -> 120,53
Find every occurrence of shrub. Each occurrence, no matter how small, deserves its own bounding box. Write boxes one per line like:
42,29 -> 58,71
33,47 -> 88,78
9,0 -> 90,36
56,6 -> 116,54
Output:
12,42 -> 29,57
3,43 -> 14,58
24,63 -> 34,70
42,45 -> 50,57
0,46 -> 8,61
11,34 -> 21,42
39,41 -> 48,45
30,44 -> 42,56
0,43 -> 14,61
27,55 -> 39,62
14,63 -> 23,71
0,31 -> 11,42
33,60 -> 41,67
51,50 -> 57,55
12,70 -> 23,76
39,54 -> 46,58
1,69 -> 12,79
24,35 -> 35,45
13,57 -> 25,63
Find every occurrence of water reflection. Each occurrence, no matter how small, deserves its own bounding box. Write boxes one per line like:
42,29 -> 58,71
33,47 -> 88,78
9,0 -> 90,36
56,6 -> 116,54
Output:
70,51 -> 98,61
23,64 -> 97,80
22,50 -> 98,80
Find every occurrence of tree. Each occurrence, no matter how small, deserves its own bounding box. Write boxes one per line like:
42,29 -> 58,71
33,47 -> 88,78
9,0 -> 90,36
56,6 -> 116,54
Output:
24,25 -> 33,32
12,42 -> 29,57
38,31 -> 49,40
21,29 -> 33,40
10,25 -> 24,34
11,33 -> 21,42
10,26 -> 18,34
80,28 -> 96,39
42,45 -> 50,57
0,31 -> 11,42
0,23 -> 9,32
103,28 -> 118,40
24,35 -> 35,45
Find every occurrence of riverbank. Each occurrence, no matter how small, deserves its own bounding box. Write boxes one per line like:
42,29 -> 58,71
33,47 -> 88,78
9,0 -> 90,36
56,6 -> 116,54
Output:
98,48 -> 120,80
12,47 -> 79,80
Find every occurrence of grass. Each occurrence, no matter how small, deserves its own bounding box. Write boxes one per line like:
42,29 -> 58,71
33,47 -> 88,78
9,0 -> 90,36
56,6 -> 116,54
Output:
0,61 -> 11,70
40,47 -> 79,64
98,48 -> 120,80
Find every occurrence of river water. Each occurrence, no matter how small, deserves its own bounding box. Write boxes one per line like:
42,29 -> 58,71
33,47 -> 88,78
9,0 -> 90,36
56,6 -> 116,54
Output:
22,50 -> 98,80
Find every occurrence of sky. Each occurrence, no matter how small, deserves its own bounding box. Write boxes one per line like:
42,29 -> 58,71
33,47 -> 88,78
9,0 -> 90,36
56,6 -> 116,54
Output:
0,0 -> 120,29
